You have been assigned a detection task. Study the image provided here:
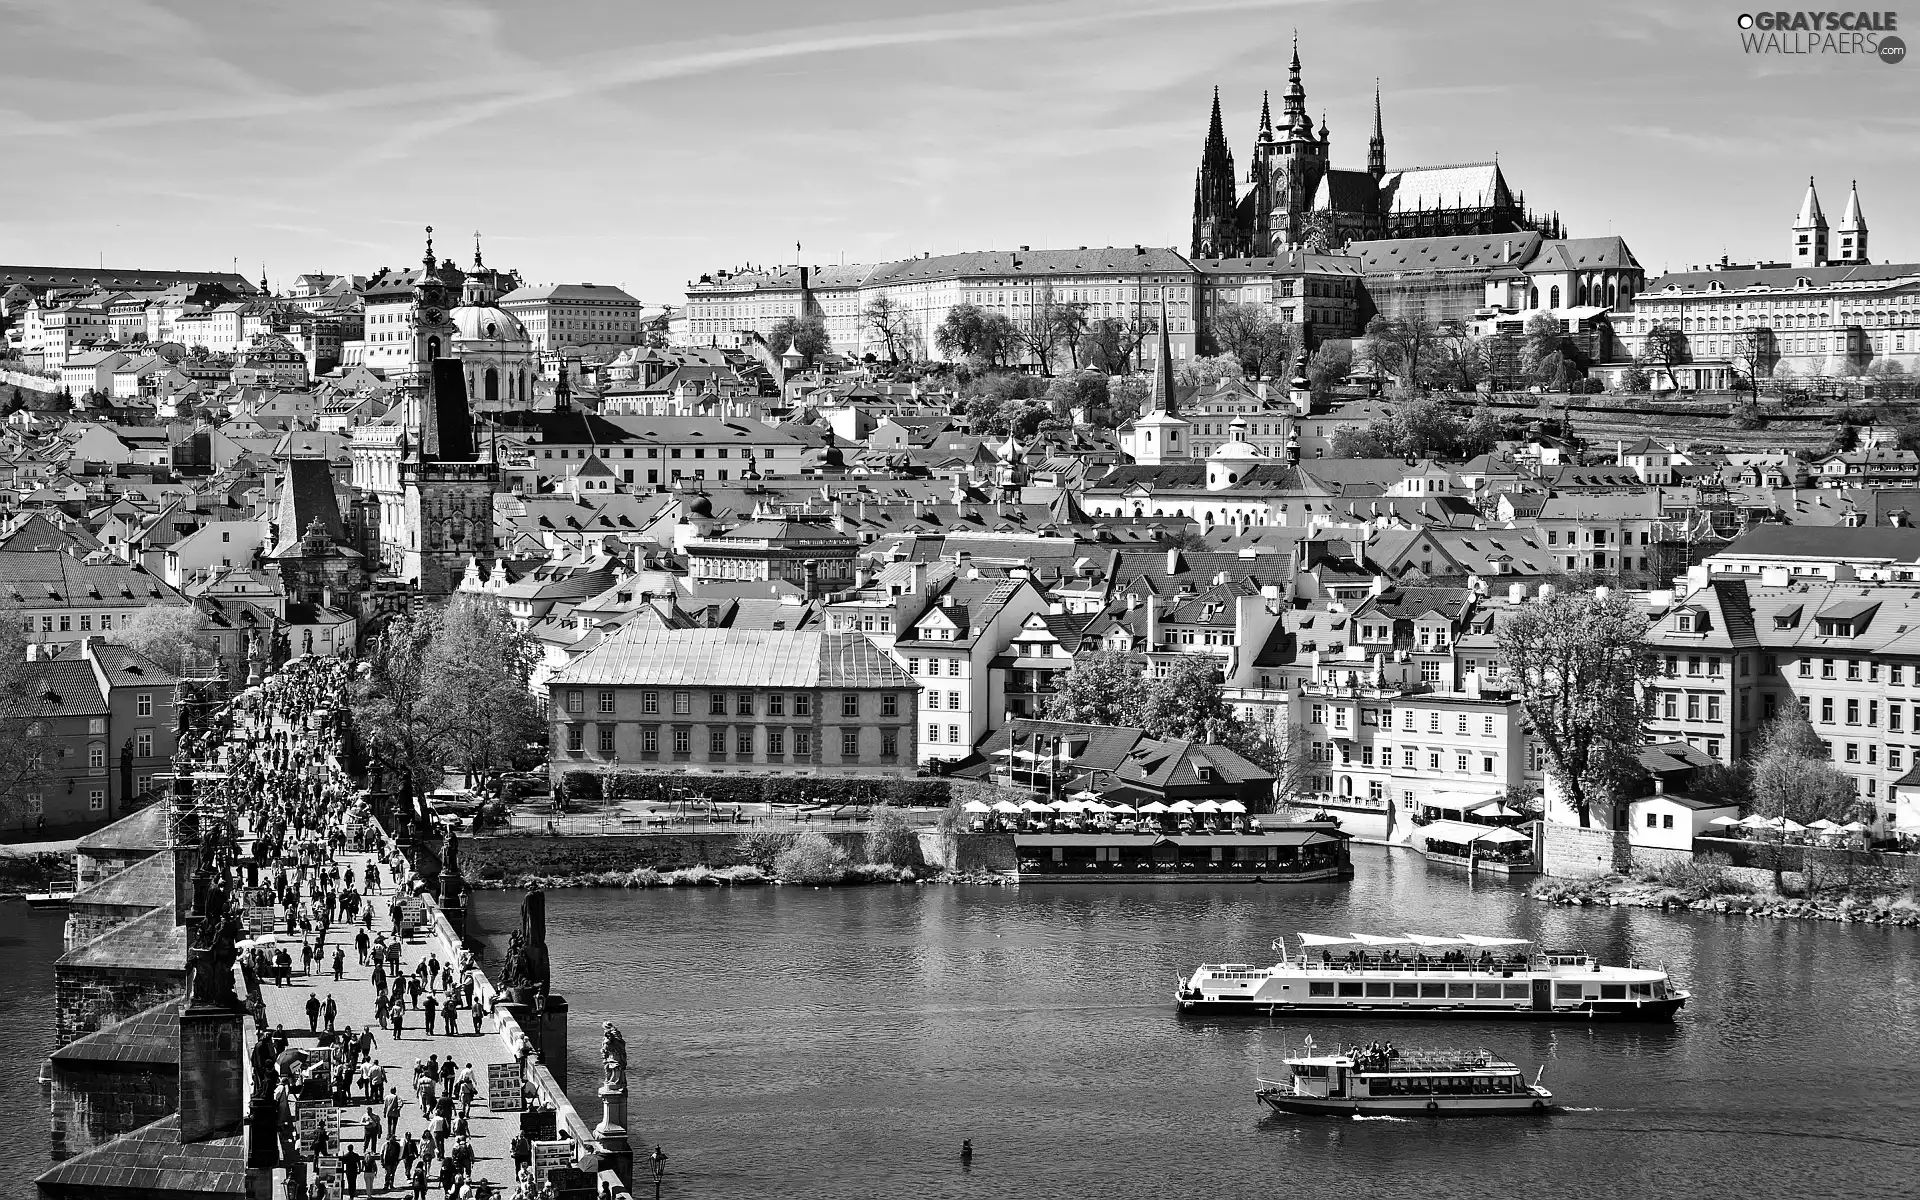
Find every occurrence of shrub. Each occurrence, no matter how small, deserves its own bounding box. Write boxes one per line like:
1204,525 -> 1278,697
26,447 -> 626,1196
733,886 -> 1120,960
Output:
562,771 -> 602,803
865,806 -> 922,868
1654,853 -> 1751,900
738,829 -> 796,869
774,832 -> 848,884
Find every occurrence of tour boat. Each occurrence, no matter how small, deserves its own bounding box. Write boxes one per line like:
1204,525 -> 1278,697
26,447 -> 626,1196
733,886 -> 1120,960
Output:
1176,932 -> 1688,1021
24,884 -> 75,910
1256,1040 -> 1553,1116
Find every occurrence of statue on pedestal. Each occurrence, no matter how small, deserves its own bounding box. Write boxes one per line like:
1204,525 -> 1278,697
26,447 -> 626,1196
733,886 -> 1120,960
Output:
521,890 -> 551,999
601,1023 -> 627,1094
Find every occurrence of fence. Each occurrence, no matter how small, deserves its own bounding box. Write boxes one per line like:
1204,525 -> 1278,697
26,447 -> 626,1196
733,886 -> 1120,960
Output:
1694,836 -> 1920,877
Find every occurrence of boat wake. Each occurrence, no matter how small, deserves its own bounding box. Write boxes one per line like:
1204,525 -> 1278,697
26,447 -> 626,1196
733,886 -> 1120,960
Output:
1349,1115 -> 1412,1122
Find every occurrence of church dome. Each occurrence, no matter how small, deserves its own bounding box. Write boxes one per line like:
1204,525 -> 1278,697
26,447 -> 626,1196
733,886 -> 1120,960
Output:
1208,438 -> 1263,462
451,304 -> 528,344
688,494 -> 714,518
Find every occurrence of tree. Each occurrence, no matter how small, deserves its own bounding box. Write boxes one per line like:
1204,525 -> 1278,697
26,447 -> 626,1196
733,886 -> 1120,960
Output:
1497,590 -> 1656,828
1045,373 -> 1107,423
865,805 -> 922,868
861,297 -> 913,363
110,604 -> 218,677
1619,361 -> 1651,393
1360,313 -> 1440,388
1009,283 -> 1083,374
1306,342 -> 1351,391
1751,711 -> 1864,826
1134,655 -> 1243,746
1174,354 -> 1243,391
1642,323 -> 1686,390
1209,303 -> 1299,380
773,832 -> 848,883
1229,720 -> 1313,808
351,613 -> 441,802
419,595 -> 543,780
1732,327 -> 1770,401
1079,313 -> 1157,375
1430,334 -> 1488,393
0,621 -> 53,825
1043,650 -> 1150,728
934,304 -> 1017,368
766,313 -> 831,365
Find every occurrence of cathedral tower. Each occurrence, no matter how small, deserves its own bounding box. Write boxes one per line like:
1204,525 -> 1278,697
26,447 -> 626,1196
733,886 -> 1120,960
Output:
1367,83 -> 1386,180
1270,32 -> 1328,251
1834,181 -> 1868,263
1190,88 -> 1242,258
1793,177 -> 1829,267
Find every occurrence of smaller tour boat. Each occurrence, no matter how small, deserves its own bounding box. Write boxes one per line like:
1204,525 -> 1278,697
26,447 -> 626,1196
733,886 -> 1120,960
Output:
1256,1040 -> 1553,1116
24,883 -> 75,910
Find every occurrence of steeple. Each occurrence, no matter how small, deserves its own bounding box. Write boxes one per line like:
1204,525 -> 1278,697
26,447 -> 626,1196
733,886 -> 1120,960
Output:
1257,90 -> 1273,141
258,265 -> 269,295
1367,81 -> 1386,180
1834,180 -> 1868,262
1190,87 -> 1240,258
1793,176 -> 1829,266
472,229 -> 484,271
1150,296 -> 1176,414
1284,30 -> 1311,139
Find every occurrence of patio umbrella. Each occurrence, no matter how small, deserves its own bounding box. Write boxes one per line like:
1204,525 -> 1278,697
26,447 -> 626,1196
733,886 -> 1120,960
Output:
1019,799 -> 1053,813
1477,803 -> 1524,820
1068,789 -> 1102,802
992,747 -> 1019,757
1138,801 -> 1171,814
1106,801 -> 1138,815
1168,800 -> 1197,814
1707,816 -> 1743,827
1806,818 -> 1839,830
991,800 -> 1023,814
1774,817 -> 1808,833
962,800 -> 993,814
1192,800 -> 1222,813
1838,821 -> 1870,833
1736,814 -> 1772,828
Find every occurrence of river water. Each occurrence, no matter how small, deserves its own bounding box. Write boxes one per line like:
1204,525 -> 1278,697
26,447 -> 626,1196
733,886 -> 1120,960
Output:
8,849 -> 1917,1198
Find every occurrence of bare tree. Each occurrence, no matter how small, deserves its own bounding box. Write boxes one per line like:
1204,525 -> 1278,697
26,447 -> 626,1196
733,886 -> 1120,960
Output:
1010,283 -> 1084,375
862,296 -> 912,363
1642,323 -> 1686,391
111,604 -> 218,677
1209,303 -> 1299,379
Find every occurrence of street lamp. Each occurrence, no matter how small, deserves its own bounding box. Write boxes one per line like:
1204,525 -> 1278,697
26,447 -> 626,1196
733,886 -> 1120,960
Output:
649,1144 -> 668,1200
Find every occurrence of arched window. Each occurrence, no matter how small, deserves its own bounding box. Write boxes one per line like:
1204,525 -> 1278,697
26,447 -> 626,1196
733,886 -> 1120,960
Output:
1529,286 -> 1539,308
1607,281 -> 1618,308
1577,281 -> 1589,306
484,367 -> 500,405
1549,285 -> 1561,309
1340,776 -> 1354,796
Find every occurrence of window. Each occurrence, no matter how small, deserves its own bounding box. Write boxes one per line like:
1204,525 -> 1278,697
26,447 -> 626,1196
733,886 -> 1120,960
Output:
841,694 -> 859,718
136,693 -> 152,717
1892,704 -> 1904,733
947,660 -> 961,677
948,724 -> 961,744
641,691 -> 659,714
710,728 -> 727,756
948,691 -> 962,710
1822,697 -> 1834,723
1429,752 -> 1441,770
1457,714 -> 1470,734
1663,693 -> 1678,719
598,727 -> 616,754
1895,665 -> 1906,685
1869,700 -> 1879,727
841,729 -> 859,757
673,728 -> 690,754
769,693 -> 785,717
882,730 -> 898,758
1401,710 -> 1414,731
1428,712 -> 1442,732
1456,753 -> 1470,773
882,694 -> 898,718
1708,657 -> 1722,676
673,691 -> 691,715
1707,695 -> 1721,721
1482,756 -> 1495,774
88,790 -> 105,812
598,690 -> 615,714
135,730 -> 152,757
737,693 -> 753,716
908,658 -> 920,675
1847,699 -> 1860,725
1483,715 -> 1495,736
641,728 -> 658,754
1688,656 -> 1701,676
1799,659 -> 1812,678
1847,660 -> 1862,681
566,690 -> 585,714
769,729 -> 785,755
1402,748 -> 1415,768
567,725 -> 584,752
710,693 -> 727,716
1687,695 -> 1701,721
795,694 -> 812,717
88,745 -> 105,769
928,723 -> 940,743
1893,748 -> 1904,771
1846,743 -> 1860,763
1647,812 -> 1658,828
1822,658 -> 1835,679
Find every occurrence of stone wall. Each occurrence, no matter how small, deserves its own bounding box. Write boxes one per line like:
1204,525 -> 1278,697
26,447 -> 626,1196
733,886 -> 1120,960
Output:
47,1063 -> 178,1160
916,831 -> 1016,873
54,967 -> 183,1047
465,829 -> 1019,881
1540,823 -> 1631,877
75,849 -> 155,890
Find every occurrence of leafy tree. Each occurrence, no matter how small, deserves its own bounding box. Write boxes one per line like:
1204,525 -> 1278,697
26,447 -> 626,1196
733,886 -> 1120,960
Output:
865,805 -> 922,867
420,595 -> 543,779
1078,313 -> 1157,375
1043,650 -> 1150,728
1496,590 -> 1656,828
1134,654 -> 1243,746
1360,313 -> 1440,388
861,297 -> 913,363
351,613 -> 441,801
1642,323 -> 1686,390
1174,354 -> 1243,391
1009,283 -> 1086,374
766,313 -> 831,364
1045,373 -> 1107,423
1306,342 -> 1351,391
774,832 -> 848,883
1618,361 -> 1651,393
1226,720 -> 1313,807
1430,334 -> 1488,392
110,604 -> 218,677
1209,303 -> 1299,379
1895,422 -> 1920,454
4,386 -> 23,413
0,620 -> 53,825
934,304 -> 1017,368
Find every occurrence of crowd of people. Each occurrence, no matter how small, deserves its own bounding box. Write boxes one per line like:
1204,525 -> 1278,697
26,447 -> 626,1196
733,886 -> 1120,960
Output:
196,656 -> 572,1200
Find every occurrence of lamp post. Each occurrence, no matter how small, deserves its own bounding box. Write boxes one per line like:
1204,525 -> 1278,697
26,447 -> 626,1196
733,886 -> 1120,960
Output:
649,1144 -> 668,1200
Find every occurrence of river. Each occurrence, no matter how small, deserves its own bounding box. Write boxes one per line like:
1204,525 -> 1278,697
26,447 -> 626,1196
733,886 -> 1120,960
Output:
8,848 -> 1918,1197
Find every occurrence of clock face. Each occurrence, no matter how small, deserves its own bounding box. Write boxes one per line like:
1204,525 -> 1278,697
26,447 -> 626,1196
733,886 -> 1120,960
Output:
424,308 -> 445,323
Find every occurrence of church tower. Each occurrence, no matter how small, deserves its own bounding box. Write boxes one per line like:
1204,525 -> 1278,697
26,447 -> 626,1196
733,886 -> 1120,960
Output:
1367,83 -> 1386,180
1834,181 -> 1868,263
1190,88 -> 1241,258
1793,177 -> 1829,267
1270,32 -> 1328,252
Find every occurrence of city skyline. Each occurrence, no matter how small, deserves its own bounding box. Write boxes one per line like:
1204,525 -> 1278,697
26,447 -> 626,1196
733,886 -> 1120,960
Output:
0,0 -> 1915,303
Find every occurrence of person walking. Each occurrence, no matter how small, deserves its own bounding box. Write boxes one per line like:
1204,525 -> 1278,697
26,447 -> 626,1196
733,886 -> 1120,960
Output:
306,991 -> 322,1032
408,1155 -> 429,1200
324,993 -> 338,1033
382,1134 -> 402,1193
361,1141 -> 377,1198
340,1144 -> 362,1197
390,1001 -> 404,1041
422,993 -> 438,1036
441,998 -> 457,1036
356,928 -> 371,966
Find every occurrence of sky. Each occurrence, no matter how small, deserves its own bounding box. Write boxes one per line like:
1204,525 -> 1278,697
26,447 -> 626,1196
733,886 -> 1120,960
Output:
1,0 -> 1916,305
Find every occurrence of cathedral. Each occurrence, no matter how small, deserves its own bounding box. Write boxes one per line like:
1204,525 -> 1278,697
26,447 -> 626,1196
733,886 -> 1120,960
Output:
1189,37 -> 1562,258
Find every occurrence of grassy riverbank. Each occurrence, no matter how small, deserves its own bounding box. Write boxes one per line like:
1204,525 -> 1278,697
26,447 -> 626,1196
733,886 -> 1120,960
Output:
1535,870 -> 1920,927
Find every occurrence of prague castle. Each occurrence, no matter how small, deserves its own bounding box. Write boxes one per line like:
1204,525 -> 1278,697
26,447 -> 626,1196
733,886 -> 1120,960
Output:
1189,36 -> 1562,258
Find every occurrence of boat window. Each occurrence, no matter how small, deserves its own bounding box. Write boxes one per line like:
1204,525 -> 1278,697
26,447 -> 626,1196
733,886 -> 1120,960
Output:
1420,983 -> 1447,998
1338,981 -> 1364,997
1364,982 -> 1391,998
1630,983 -> 1653,1000
1448,983 -> 1474,999
1392,982 -> 1419,998
1555,983 -> 1584,1000
1310,981 -> 1335,997
1600,984 -> 1627,1000
1653,981 -> 1666,999
1492,1077 -> 1512,1093
1474,983 -> 1501,999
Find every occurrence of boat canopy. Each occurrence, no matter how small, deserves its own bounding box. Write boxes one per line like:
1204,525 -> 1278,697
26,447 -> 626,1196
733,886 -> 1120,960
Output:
1454,935 -> 1532,947
1401,934 -> 1469,947
1474,826 -> 1533,845
1348,933 -> 1412,946
1297,933 -> 1357,947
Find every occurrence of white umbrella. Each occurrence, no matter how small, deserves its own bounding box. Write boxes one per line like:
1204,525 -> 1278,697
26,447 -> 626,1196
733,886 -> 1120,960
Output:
1056,799 -> 1087,814
1839,820 -> 1870,833
1138,801 -> 1171,814
1806,818 -> 1840,830
1106,801 -> 1138,815
962,800 -> 993,814
1707,816 -> 1743,827
1068,789 -> 1102,802
1218,800 -> 1248,814
991,800 -> 1023,814
992,748 -> 1019,758
1774,817 -> 1808,833
1736,814 -> 1772,828
1168,800 -> 1197,813
1019,799 -> 1053,813
1192,800 -> 1222,813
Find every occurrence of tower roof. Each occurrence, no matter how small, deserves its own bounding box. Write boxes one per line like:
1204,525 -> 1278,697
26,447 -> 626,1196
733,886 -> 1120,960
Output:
1151,296 -> 1176,413
1796,177 -> 1826,227
1837,180 -> 1865,231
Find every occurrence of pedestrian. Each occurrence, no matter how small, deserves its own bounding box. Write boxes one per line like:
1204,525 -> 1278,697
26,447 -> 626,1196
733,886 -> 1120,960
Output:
362,1142 -> 378,1197
384,1087 -> 402,1135
382,1134 -> 402,1192
442,999 -> 457,1036
429,1108 -> 449,1161
306,992 -> 322,1032
363,1108 -> 381,1151
356,928 -> 370,966
408,977 -> 422,1010
468,996 -> 483,1036
390,1002 -> 404,1041
341,1144 -> 362,1197
509,1132 -> 530,1175
423,993 -> 438,1034
437,1152 -> 456,1197
402,1131 -> 420,1177
324,993 -> 338,1033
409,1156 -> 429,1200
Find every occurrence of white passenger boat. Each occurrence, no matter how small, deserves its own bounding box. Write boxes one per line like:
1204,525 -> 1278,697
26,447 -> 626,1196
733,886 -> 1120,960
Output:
1256,1040 -> 1553,1116
1177,932 -> 1687,1021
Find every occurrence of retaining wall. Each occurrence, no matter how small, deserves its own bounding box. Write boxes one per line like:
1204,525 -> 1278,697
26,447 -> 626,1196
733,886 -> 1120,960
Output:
465,829 -> 1017,880
1540,823 -> 1630,877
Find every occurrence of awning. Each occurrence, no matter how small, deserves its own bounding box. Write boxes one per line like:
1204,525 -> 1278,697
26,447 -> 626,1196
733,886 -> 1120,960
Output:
1474,826 -> 1533,845
1455,935 -> 1531,948
1349,933 -> 1412,946
1298,933 -> 1356,948
1401,934 -> 1468,948
1420,819 -> 1525,846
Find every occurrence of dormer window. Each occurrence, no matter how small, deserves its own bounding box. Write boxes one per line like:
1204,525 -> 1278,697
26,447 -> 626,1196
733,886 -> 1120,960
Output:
1676,614 -> 1694,633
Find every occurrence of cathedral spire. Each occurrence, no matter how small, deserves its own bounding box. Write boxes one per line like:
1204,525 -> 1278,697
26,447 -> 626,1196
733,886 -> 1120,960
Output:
1284,30 -> 1311,137
1150,296 -> 1176,414
1191,88 -> 1239,257
1368,81 -> 1386,180
472,229 -> 484,270
1257,90 -> 1272,140
422,225 -> 437,277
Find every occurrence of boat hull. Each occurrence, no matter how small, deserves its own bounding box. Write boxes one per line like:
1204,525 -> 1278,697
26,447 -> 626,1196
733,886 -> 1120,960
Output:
1180,996 -> 1686,1022
1257,1090 -> 1553,1116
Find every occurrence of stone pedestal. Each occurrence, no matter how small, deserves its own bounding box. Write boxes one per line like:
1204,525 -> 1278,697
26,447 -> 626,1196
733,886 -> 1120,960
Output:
178,1003 -> 245,1143
539,995 -> 569,1093
595,1085 -> 632,1185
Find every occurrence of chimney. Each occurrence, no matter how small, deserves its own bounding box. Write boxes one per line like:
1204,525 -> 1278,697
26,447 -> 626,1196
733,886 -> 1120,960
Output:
1167,548 -> 1181,575
1508,582 -> 1525,604
908,561 -> 926,594
25,642 -> 37,662
1146,593 -> 1160,648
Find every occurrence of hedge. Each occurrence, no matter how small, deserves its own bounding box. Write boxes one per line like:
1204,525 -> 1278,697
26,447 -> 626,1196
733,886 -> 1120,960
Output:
555,770 -> 1018,810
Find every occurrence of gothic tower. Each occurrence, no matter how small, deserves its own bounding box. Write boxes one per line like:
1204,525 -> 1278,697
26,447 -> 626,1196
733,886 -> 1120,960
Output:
1834,180 -> 1868,263
1270,32 -> 1328,251
1190,88 -> 1241,258
1367,83 -> 1386,181
1793,177 -> 1829,267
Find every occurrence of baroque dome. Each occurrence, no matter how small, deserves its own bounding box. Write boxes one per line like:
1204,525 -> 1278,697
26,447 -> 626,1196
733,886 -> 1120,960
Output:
451,303 -> 528,344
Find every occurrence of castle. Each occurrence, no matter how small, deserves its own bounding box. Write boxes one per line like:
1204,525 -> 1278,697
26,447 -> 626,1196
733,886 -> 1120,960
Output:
1189,36 -> 1562,258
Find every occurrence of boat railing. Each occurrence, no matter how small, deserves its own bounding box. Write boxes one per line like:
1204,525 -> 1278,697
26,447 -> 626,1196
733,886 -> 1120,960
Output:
1290,956 -> 1541,974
